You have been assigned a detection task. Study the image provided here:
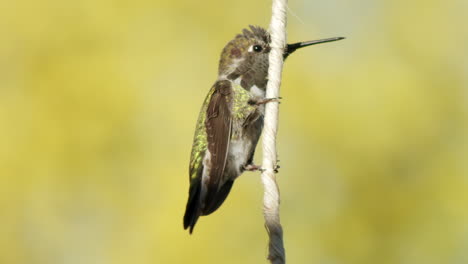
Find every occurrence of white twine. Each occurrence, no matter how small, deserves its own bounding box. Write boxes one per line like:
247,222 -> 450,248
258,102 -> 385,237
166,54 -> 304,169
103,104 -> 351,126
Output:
261,0 -> 287,263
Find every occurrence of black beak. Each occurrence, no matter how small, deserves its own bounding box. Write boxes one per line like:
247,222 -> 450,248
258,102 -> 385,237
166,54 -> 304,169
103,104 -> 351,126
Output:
284,37 -> 345,59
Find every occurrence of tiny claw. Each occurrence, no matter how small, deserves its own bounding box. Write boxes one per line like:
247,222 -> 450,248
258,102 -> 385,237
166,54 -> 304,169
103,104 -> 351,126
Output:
244,164 -> 262,171
250,97 -> 282,106
274,164 -> 280,173
257,165 -> 280,173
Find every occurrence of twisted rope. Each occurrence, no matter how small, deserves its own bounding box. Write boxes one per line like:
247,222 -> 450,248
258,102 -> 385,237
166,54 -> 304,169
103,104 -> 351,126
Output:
261,0 -> 287,263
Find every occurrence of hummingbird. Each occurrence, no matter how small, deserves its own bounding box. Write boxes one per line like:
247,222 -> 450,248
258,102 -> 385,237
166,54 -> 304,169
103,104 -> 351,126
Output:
184,25 -> 343,233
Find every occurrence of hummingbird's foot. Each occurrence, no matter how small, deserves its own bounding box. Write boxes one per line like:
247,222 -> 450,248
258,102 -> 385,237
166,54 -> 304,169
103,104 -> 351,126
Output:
249,97 -> 282,106
249,164 -> 280,173
244,164 -> 262,171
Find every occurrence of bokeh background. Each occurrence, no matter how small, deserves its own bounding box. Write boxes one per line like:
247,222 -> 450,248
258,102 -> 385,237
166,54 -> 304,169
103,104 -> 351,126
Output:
2,0 -> 468,263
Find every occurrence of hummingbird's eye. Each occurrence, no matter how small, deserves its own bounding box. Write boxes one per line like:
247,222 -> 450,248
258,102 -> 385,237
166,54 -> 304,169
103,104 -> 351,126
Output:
253,45 -> 263,52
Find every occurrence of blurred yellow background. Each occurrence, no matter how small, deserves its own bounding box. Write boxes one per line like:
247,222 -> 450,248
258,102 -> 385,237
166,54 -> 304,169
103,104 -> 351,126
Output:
1,0 -> 468,263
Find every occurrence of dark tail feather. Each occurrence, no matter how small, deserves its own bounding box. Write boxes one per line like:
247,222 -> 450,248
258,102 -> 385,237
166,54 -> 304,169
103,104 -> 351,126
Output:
183,179 -> 235,234
183,179 -> 201,234
203,180 -> 234,215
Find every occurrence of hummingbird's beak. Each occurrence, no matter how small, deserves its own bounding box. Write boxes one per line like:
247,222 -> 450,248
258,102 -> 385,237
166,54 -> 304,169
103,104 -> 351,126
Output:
284,37 -> 345,59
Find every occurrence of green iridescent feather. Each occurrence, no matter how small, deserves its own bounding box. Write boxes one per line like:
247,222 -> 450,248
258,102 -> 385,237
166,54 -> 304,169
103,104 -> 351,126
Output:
189,86 -> 215,180
189,82 -> 255,180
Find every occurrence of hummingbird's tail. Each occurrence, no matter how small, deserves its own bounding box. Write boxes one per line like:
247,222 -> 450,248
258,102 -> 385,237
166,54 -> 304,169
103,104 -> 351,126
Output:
203,179 -> 234,215
183,178 -> 235,234
183,178 -> 202,234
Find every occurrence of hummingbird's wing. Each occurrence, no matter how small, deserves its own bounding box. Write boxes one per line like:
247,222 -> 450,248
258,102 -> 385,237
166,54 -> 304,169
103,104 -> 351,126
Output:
185,85 -> 215,233
184,81 -> 233,233
203,80 -> 233,210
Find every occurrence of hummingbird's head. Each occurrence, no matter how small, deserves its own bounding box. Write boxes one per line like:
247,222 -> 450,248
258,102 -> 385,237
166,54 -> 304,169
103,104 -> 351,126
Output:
218,25 -> 271,89
218,25 -> 344,90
